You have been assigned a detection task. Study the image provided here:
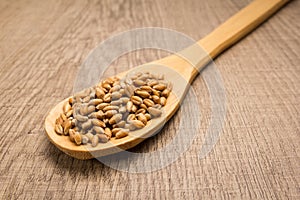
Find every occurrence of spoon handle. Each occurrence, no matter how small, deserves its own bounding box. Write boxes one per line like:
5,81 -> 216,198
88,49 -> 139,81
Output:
179,0 -> 289,75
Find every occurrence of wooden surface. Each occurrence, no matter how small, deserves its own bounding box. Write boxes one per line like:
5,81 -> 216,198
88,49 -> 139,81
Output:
0,0 -> 299,199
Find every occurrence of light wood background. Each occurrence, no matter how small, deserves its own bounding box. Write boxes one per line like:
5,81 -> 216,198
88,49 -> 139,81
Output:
0,0 -> 299,199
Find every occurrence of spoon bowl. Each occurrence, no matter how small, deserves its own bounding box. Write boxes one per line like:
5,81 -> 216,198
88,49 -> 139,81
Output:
45,64 -> 189,159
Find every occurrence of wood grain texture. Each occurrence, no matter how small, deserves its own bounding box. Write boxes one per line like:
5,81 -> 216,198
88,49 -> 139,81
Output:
0,0 -> 299,199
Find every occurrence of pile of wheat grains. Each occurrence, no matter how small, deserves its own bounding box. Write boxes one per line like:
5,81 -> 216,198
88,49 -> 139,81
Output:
54,72 -> 172,147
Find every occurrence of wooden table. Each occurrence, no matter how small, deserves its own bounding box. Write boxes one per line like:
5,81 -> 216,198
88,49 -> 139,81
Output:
0,0 -> 299,199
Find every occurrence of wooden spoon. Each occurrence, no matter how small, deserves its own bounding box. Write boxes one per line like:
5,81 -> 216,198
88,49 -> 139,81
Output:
45,0 -> 288,159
